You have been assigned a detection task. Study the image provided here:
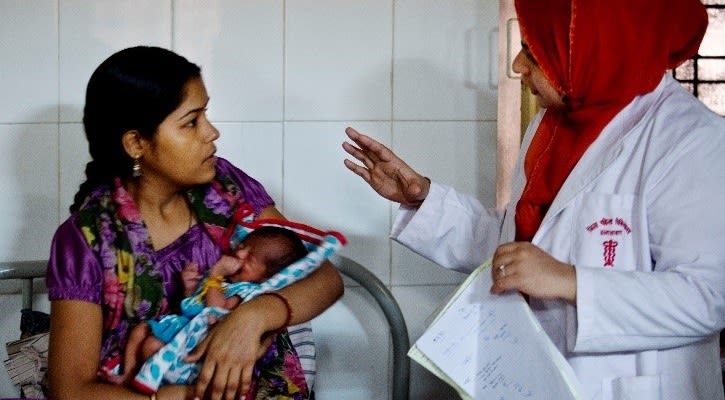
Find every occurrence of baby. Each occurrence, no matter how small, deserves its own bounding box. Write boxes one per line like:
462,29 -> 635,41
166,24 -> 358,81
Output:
123,226 -> 308,380
183,225 -> 308,316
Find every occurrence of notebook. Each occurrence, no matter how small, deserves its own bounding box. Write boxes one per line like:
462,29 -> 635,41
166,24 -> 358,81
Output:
408,259 -> 583,400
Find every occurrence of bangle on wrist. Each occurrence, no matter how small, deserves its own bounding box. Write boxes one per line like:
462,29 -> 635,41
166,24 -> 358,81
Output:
259,291 -> 293,333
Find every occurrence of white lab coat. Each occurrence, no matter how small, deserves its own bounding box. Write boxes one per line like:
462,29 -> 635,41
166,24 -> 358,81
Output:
392,74 -> 725,400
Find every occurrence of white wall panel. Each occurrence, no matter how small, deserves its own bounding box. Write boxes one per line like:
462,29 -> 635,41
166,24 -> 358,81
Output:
394,0 -> 498,121
59,0 -> 172,122
174,0 -> 284,121
0,124 -> 58,262
0,0 -> 58,123
285,0 -> 393,121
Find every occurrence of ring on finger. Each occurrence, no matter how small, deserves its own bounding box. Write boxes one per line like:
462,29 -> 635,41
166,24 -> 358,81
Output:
498,264 -> 506,278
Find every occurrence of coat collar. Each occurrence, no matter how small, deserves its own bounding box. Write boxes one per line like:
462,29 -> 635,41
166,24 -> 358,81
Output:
529,75 -> 671,242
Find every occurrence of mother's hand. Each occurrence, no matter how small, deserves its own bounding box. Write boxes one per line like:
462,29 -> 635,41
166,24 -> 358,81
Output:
185,301 -> 274,400
490,242 -> 577,303
342,127 -> 430,207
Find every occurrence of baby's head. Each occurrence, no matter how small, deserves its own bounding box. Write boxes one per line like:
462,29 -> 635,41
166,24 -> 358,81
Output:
229,226 -> 308,283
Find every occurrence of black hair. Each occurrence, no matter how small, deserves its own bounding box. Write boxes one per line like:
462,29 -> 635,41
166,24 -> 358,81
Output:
69,46 -> 201,212
244,226 -> 309,276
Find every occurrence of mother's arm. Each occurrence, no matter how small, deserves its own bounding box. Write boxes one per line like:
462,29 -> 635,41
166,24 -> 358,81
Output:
191,205 -> 344,400
48,300 -> 192,400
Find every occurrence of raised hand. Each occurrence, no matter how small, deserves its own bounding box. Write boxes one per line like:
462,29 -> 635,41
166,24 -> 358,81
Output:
342,126 -> 430,207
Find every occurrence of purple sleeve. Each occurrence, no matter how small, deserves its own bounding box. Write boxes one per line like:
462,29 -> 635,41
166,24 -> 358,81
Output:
45,215 -> 103,304
216,157 -> 275,214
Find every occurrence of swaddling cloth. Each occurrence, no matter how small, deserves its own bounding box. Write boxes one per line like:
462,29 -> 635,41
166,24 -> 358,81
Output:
133,216 -> 346,394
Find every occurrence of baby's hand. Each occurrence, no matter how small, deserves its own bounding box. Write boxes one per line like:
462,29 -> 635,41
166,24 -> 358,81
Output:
181,262 -> 202,296
210,255 -> 243,276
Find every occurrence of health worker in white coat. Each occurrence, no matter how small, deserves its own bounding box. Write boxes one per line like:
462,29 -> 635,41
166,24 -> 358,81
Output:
342,0 -> 725,399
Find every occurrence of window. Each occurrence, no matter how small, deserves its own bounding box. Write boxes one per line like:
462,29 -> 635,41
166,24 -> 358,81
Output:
673,1 -> 725,116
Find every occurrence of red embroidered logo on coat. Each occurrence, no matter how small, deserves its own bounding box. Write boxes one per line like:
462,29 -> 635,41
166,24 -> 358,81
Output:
585,217 -> 632,267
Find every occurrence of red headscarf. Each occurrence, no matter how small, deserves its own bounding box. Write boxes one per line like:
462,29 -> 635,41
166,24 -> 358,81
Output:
513,0 -> 708,242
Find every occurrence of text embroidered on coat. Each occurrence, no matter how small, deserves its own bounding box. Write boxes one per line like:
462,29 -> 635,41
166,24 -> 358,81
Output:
585,217 -> 632,267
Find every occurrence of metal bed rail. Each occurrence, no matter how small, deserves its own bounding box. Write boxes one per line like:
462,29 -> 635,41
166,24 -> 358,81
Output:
332,255 -> 411,400
0,260 -> 47,310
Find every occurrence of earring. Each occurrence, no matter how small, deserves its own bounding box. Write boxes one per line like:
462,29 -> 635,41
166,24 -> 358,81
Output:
132,157 -> 142,178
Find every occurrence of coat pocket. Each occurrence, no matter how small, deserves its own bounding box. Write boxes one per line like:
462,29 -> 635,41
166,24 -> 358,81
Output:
611,375 -> 661,400
571,192 -> 640,270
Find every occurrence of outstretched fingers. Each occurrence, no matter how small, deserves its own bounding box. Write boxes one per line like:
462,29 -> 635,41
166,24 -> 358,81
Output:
343,157 -> 372,182
344,126 -> 394,163
343,127 -> 391,183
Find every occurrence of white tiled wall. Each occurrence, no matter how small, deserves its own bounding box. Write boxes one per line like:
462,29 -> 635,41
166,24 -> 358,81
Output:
0,1 -> 499,398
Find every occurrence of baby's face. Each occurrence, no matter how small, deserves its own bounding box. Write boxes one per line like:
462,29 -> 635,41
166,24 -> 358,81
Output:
228,241 -> 269,283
